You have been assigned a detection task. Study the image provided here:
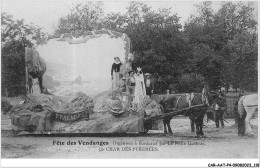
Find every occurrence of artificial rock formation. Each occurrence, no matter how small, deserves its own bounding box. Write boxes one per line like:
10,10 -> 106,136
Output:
11,91 -> 162,134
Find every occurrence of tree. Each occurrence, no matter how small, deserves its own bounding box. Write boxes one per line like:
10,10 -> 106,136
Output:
184,2 -> 257,92
178,73 -> 206,93
223,31 -> 257,92
184,2 -> 222,90
102,12 -> 128,31
54,1 -> 104,36
1,13 -> 47,96
1,13 -> 47,46
122,2 -> 188,93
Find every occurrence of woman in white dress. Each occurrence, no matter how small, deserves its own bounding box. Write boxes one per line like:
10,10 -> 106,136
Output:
133,67 -> 146,110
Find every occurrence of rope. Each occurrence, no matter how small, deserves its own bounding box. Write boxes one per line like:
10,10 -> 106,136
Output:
175,95 -> 182,110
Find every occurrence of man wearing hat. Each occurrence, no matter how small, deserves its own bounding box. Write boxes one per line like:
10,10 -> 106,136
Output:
144,73 -> 154,97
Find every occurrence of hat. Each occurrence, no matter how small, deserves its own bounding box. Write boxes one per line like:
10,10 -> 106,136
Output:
145,73 -> 151,76
128,70 -> 134,74
137,67 -> 142,72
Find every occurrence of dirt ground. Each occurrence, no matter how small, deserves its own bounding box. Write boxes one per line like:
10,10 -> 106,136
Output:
1,116 -> 258,159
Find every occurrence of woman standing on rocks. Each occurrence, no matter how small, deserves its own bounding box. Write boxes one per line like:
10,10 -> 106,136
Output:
111,57 -> 122,90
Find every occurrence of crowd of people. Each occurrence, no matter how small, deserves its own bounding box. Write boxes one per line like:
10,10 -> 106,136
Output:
111,56 -> 154,111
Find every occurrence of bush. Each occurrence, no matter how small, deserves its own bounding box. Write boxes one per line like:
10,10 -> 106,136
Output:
1,41 -> 27,97
177,73 -> 205,93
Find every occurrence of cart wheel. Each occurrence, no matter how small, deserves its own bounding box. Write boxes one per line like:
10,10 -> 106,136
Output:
139,130 -> 148,135
144,128 -> 149,134
139,126 -> 149,135
143,120 -> 151,134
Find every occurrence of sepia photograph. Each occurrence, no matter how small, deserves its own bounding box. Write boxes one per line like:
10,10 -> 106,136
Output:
1,0 -> 259,167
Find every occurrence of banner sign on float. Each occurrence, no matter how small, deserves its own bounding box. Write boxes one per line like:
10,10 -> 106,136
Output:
52,110 -> 90,122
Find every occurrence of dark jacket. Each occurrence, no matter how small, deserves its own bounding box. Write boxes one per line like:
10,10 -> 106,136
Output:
111,63 -> 122,76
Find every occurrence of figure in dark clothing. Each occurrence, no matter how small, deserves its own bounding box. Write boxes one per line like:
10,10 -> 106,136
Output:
111,57 -> 122,89
212,96 -> 226,128
144,73 -> 154,97
234,99 -> 239,125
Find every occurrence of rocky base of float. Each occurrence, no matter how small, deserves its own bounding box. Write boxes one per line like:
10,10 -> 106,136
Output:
9,90 -> 162,135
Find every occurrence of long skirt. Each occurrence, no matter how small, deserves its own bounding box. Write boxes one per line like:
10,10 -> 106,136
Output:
137,110 -> 145,133
112,72 -> 120,89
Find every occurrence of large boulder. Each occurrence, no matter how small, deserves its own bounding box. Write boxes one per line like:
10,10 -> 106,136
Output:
62,92 -> 94,113
25,47 -> 46,77
93,90 -> 123,113
10,94 -> 64,114
11,92 -> 93,133
12,111 -> 53,133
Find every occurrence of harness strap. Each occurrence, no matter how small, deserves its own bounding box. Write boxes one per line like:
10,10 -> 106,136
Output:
188,93 -> 195,107
245,105 -> 258,107
175,95 -> 182,110
201,93 -> 209,106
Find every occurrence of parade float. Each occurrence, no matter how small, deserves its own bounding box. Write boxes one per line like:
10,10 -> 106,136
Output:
10,29 -> 163,135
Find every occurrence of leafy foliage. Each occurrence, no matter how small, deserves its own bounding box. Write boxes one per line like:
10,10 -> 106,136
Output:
184,2 -> 257,92
1,13 -> 48,96
1,41 -> 26,96
1,13 -> 47,46
54,1 -> 104,36
178,73 -> 205,93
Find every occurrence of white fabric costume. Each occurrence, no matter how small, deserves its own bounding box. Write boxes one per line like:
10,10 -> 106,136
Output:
133,73 -> 146,110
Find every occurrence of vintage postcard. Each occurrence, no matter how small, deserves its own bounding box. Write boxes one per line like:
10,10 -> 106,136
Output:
1,0 -> 259,167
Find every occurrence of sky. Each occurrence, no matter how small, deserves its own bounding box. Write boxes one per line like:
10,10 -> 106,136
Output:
1,0 -> 225,34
